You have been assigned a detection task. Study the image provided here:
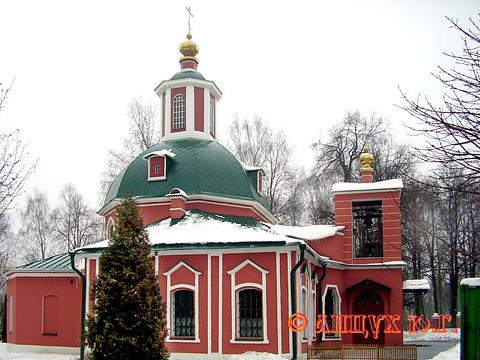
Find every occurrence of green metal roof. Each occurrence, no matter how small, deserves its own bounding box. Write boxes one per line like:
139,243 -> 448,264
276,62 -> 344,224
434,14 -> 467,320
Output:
16,253 -> 72,271
104,139 -> 271,211
170,71 -> 206,81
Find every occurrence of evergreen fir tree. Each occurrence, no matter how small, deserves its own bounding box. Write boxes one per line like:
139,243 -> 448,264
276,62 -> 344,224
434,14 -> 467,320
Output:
87,198 -> 168,360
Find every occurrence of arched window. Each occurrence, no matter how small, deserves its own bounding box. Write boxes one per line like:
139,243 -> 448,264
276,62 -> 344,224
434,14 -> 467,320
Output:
209,96 -> 215,136
42,295 -> 58,335
324,286 -> 341,339
172,289 -> 194,338
172,94 -> 185,130
107,218 -> 115,239
301,287 -> 308,340
237,288 -> 263,339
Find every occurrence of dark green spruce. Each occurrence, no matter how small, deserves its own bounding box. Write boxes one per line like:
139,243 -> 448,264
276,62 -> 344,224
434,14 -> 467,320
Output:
87,198 -> 168,360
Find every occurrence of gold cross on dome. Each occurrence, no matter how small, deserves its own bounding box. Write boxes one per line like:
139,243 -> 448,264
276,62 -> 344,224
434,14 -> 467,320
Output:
186,6 -> 194,34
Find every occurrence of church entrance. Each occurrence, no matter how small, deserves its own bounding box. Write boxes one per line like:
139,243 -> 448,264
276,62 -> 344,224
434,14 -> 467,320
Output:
352,290 -> 385,344
347,279 -> 390,345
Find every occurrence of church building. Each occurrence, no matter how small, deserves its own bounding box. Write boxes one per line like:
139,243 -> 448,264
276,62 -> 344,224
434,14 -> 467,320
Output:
5,29 -> 405,360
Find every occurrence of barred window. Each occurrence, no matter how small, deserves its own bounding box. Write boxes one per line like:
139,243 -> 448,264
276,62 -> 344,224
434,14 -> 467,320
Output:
173,94 -> 185,130
172,290 -> 194,338
237,288 -> 263,339
353,200 -> 383,258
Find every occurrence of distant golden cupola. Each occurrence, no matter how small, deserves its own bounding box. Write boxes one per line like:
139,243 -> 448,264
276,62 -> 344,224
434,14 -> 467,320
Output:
360,144 -> 374,172
360,144 -> 374,183
179,33 -> 199,70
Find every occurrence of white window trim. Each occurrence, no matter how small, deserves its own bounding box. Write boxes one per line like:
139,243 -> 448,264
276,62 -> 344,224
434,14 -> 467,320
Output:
301,286 -> 308,342
147,156 -> 167,181
106,217 -> 115,239
209,96 -> 215,137
257,171 -> 263,194
322,284 -> 342,341
172,93 -> 186,130
311,290 -> 317,341
227,259 -> 269,344
163,261 -> 202,343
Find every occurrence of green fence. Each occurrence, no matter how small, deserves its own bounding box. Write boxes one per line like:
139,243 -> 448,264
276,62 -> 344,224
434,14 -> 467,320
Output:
460,278 -> 480,360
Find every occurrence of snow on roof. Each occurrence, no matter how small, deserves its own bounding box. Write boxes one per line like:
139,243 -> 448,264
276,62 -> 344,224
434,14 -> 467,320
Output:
79,211 -> 300,251
269,224 -> 344,240
242,163 -> 265,175
166,188 -> 188,198
143,149 -> 176,159
403,279 -> 430,291
331,179 -> 404,193
460,277 -> 480,287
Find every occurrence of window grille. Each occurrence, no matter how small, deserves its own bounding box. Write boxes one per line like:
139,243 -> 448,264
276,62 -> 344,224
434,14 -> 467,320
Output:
173,290 -> 194,338
353,200 -> 383,258
238,289 -> 263,339
173,94 -> 185,130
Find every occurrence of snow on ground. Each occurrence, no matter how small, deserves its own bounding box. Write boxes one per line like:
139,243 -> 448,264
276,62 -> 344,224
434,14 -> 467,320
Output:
430,342 -> 460,360
228,352 -> 285,360
0,344 -> 78,360
403,328 -> 461,342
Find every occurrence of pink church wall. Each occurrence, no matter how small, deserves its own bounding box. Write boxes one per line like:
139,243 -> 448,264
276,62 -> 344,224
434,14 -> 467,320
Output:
6,275 -> 82,348
194,87 -> 204,131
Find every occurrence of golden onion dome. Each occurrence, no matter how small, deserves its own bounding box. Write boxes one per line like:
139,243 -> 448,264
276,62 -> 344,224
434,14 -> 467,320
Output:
179,33 -> 199,63
360,144 -> 374,172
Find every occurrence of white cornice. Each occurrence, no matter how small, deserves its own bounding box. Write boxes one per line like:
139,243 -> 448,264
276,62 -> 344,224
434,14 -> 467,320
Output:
98,193 -> 277,224
155,78 -> 222,99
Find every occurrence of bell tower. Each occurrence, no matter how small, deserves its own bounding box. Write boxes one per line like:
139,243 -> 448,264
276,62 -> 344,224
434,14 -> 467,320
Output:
154,9 -> 222,141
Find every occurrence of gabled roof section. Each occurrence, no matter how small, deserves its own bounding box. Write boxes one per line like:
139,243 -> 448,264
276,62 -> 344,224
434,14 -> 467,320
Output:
79,210 -> 299,252
15,253 -> 72,271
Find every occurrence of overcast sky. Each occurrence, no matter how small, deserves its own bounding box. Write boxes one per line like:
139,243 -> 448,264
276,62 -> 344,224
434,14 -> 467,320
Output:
0,0 -> 478,212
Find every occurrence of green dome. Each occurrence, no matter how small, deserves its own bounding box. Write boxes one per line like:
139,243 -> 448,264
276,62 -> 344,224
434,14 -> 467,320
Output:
104,139 -> 270,211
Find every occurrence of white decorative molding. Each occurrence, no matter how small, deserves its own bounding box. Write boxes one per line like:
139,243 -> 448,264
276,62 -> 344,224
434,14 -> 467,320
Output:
147,156 -> 167,181
165,88 -> 172,135
287,252 -> 292,356
218,254 -> 223,354
276,252 -> 282,355
207,254 -> 212,354
85,258 -> 90,318
322,284 -> 342,341
227,259 -> 269,343
163,261 -> 202,343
